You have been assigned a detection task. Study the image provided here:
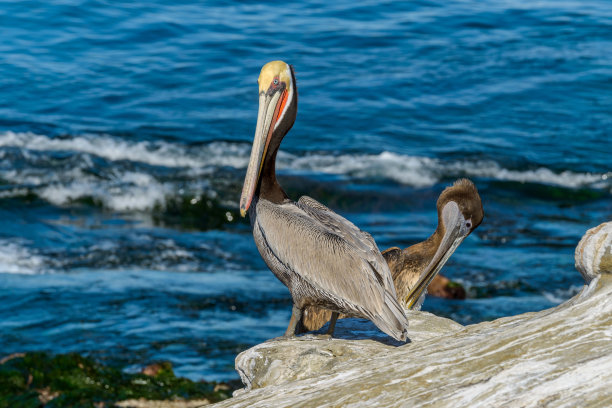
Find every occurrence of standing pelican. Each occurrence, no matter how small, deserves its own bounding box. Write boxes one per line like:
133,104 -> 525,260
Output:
300,179 -> 483,332
240,61 -> 408,341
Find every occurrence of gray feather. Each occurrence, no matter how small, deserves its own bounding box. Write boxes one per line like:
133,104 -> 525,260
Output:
251,197 -> 408,341
297,196 -> 397,298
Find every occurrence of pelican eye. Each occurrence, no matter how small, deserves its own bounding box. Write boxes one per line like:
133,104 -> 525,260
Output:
273,78 -> 279,85
466,220 -> 472,229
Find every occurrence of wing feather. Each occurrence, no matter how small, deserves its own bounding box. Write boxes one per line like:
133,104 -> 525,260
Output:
297,196 -> 397,297
255,199 -> 387,316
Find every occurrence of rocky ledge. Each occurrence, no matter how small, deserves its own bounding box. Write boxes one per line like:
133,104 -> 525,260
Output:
213,222 -> 612,408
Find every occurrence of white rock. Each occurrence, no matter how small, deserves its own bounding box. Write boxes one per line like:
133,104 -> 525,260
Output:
575,221 -> 612,282
213,223 -> 612,408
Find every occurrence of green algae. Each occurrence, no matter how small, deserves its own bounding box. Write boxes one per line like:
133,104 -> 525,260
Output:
153,195 -> 242,230
0,353 -> 234,407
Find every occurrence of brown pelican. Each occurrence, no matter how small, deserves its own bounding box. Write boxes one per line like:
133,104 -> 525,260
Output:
239,61 -> 409,341
385,179 -> 483,309
300,179 -> 483,332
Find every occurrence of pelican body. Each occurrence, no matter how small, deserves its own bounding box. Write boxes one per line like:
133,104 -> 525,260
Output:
300,179 -> 483,332
240,61 -> 408,342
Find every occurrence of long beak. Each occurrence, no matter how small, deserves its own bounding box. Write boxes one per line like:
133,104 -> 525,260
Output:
404,203 -> 467,309
239,90 -> 285,217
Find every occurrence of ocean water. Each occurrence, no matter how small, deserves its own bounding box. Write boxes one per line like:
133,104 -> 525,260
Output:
0,0 -> 610,381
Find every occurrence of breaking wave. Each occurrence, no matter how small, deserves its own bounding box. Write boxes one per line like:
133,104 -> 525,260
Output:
0,240 -> 47,275
542,285 -> 584,304
0,236 -> 240,275
0,131 -> 609,211
0,131 -> 251,169
288,152 -> 611,189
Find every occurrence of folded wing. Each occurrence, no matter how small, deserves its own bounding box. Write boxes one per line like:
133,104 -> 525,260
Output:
254,198 -> 408,340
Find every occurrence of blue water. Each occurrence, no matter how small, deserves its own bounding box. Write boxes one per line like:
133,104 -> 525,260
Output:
0,0 -> 611,381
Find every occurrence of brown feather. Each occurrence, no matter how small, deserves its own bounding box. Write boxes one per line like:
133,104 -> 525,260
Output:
298,178 -> 483,332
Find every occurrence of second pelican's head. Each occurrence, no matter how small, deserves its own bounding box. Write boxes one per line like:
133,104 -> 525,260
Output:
240,61 -> 297,217
405,179 -> 484,308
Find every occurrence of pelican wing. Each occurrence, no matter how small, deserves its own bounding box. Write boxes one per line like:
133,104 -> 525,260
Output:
297,196 -> 397,297
254,200 -> 407,335
381,247 -> 403,278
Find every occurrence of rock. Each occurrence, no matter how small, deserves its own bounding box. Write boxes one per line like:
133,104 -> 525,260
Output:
213,223 -> 612,408
234,311 -> 463,394
141,361 -> 174,377
115,398 -> 211,408
36,386 -> 60,404
427,274 -> 466,299
0,352 -> 25,365
575,221 -> 612,283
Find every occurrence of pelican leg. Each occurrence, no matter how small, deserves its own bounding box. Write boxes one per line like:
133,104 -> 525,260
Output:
326,312 -> 339,336
284,305 -> 303,337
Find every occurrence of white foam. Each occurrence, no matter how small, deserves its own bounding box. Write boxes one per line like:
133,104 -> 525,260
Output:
2,167 -> 206,212
0,240 -> 46,275
36,171 -> 179,211
0,131 -> 251,169
287,151 -> 610,190
0,131 -> 610,212
287,151 -> 439,187
445,160 -> 609,189
542,285 -> 583,304
85,238 -> 200,272
0,236 -> 211,275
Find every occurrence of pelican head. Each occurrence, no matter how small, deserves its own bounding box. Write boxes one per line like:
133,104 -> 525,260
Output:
240,61 -> 297,217
404,179 -> 483,308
